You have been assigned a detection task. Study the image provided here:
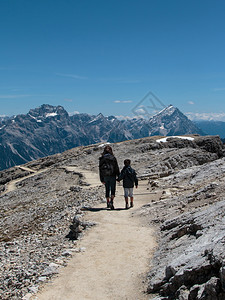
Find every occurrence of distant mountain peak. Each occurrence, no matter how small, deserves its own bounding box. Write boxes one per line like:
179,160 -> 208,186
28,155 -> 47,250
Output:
147,104 -> 203,136
96,113 -> 104,118
88,113 -> 106,124
155,104 -> 176,117
29,104 -> 68,119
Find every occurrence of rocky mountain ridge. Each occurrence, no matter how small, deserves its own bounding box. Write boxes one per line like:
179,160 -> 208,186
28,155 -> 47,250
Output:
0,134 -> 224,299
144,155 -> 225,299
195,120 -> 225,139
0,104 -> 203,171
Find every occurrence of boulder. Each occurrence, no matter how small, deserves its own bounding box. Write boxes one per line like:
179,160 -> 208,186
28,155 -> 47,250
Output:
147,200 -> 225,299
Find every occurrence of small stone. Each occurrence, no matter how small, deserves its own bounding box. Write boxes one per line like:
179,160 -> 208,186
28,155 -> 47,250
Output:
28,286 -> 39,294
74,247 -> 86,253
38,276 -> 47,282
22,293 -> 33,300
62,250 -> 72,257
42,263 -> 60,276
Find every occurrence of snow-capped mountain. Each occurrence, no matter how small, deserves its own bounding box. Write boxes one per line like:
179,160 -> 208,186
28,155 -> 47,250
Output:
147,105 -> 203,136
0,104 -> 203,170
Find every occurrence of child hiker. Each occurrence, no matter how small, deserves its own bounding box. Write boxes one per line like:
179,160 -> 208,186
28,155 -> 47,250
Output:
117,159 -> 138,209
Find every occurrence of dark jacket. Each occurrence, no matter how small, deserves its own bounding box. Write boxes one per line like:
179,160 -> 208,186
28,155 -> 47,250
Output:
117,165 -> 138,188
99,153 -> 120,182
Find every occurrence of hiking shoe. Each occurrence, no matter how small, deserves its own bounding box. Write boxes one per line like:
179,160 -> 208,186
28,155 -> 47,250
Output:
110,201 -> 114,210
125,203 -> 129,209
130,202 -> 133,208
107,202 -> 110,208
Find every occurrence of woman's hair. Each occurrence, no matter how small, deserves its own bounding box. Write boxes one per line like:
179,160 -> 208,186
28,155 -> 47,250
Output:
102,145 -> 113,155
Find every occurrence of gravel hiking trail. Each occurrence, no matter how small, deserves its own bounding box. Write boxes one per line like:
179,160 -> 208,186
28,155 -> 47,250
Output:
1,166 -> 48,196
34,169 -> 157,300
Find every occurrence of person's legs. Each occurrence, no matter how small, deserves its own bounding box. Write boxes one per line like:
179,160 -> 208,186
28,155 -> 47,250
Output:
104,178 -> 111,208
129,188 -> 134,207
109,177 -> 116,209
125,197 -> 129,209
106,198 -> 110,208
110,197 -> 115,209
130,197 -> 134,207
124,188 -> 129,209
110,177 -> 116,197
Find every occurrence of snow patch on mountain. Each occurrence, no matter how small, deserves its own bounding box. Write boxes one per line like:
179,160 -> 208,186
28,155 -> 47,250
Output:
98,142 -> 111,148
156,136 -> 195,143
46,113 -> 58,118
151,104 -> 176,118
88,113 -> 104,124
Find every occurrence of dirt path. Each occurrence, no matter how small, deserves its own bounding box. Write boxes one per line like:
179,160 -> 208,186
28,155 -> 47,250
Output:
64,167 -> 101,188
34,171 -> 158,300
2,166 -> 48,196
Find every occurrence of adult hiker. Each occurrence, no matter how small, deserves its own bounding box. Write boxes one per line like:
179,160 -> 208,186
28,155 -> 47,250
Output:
99,145 -> 120,209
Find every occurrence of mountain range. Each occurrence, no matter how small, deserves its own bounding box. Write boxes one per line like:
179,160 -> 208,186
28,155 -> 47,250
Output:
0,104 -> 204,171
194,120 -> 225,139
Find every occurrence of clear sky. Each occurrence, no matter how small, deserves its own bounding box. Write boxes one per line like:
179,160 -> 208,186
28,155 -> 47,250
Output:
1,0 -> 225,120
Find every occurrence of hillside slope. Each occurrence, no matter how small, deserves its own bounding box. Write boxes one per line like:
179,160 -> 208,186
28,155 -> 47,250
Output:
0,135 -> 224,299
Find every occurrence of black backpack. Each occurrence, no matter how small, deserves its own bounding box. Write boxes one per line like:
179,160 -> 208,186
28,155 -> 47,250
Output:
101,160 -> 114,177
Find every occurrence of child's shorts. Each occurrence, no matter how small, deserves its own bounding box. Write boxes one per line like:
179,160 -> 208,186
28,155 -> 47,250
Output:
124,188 -> 133,198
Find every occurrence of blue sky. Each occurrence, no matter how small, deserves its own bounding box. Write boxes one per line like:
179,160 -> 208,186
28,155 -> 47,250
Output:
1,0 -> 225,120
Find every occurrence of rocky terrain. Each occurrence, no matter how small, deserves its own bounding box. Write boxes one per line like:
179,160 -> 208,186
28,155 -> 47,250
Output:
0,134 -> 224,299
0,104 -> 203,171
141,157 -> 225,299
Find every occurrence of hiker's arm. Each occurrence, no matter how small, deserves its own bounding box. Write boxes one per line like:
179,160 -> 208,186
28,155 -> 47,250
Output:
99,159 -> 105,183
117,169 -> 125,181
99,170 -> 105,183
134,172 -> 138,187
114,158 -> 120,176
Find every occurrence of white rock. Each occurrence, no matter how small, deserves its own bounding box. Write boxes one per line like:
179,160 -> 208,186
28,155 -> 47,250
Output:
22,293 -> 33,300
